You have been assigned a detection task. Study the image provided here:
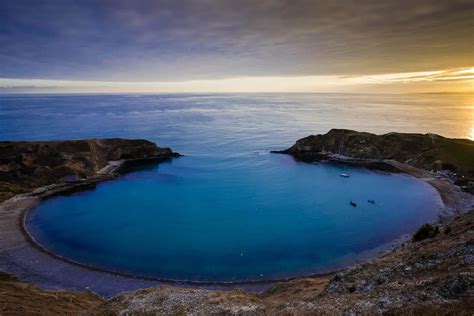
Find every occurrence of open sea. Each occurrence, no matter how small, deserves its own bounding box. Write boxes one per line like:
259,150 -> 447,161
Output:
1,93 -> 472,281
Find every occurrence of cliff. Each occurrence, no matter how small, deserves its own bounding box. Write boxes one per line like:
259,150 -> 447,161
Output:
0,138 -> 179,202
276,129 -> 474,191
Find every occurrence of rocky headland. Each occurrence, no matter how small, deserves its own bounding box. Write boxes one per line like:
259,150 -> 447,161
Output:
0,138 -> 179,202
0,133 -> 473,315
273,129 -> 474,193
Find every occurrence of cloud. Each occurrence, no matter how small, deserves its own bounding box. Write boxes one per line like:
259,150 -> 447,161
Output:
0,67 -> 471,94
343,68 -> 474,84
0,0 -> 473,81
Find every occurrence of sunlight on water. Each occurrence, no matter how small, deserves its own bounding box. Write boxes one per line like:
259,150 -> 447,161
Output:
0,93 -> 472,144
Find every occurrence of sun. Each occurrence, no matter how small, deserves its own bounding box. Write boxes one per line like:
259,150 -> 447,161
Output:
470,125 -> 474,140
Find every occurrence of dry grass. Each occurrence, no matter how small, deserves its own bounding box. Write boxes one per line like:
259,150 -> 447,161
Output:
0,272 -> 102,315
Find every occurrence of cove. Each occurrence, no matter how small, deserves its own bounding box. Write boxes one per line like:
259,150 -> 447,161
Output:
25,153 -> 440,282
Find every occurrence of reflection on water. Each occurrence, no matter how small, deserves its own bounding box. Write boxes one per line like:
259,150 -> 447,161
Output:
0,93 -> 473,148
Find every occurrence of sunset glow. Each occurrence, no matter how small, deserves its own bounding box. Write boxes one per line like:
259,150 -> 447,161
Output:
1,67 -> 473,94
1,1 -> 472,94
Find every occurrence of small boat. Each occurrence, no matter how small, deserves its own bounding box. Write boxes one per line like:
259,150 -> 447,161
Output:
368,199 -> 375,204
350,201 -> 357,207
340,173 -> 350,178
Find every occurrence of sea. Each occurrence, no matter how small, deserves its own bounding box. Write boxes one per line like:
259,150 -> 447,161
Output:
1,93 -> 472,281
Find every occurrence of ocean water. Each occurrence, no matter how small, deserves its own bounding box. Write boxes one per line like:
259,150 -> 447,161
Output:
1,93 -> 472,281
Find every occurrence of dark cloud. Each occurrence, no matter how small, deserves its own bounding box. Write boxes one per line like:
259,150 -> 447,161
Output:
0,0 -> 473,81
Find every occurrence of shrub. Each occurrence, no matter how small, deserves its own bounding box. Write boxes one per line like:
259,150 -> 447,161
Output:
412,224 -> 439,241
441,162 -> 457,171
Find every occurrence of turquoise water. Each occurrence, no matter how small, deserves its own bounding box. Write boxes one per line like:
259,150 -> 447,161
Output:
1,93 -> 463,281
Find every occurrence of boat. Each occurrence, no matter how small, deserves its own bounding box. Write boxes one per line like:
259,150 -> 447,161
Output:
350,201 -> 357,207
340,173 -> 350,178
368,199 -> 375,204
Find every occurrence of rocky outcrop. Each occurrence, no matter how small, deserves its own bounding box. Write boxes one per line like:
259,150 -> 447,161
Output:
275,129 -> 474,191
0,139 -> 179,202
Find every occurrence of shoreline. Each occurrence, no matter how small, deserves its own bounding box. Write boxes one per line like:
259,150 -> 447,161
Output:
274,150 -> 472,217
1,154 -> 471,297
22,197 -> 412,286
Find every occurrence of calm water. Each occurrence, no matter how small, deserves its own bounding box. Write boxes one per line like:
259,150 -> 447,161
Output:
1,93 -> 471,281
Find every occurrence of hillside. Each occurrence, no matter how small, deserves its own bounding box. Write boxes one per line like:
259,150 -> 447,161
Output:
0,139 -> 178,202
276,129 -> 474,192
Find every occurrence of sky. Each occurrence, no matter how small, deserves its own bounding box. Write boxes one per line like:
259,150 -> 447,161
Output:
0,0 -> 473,93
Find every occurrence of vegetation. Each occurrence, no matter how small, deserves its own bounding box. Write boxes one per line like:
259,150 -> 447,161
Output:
412,223 -> 440,241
